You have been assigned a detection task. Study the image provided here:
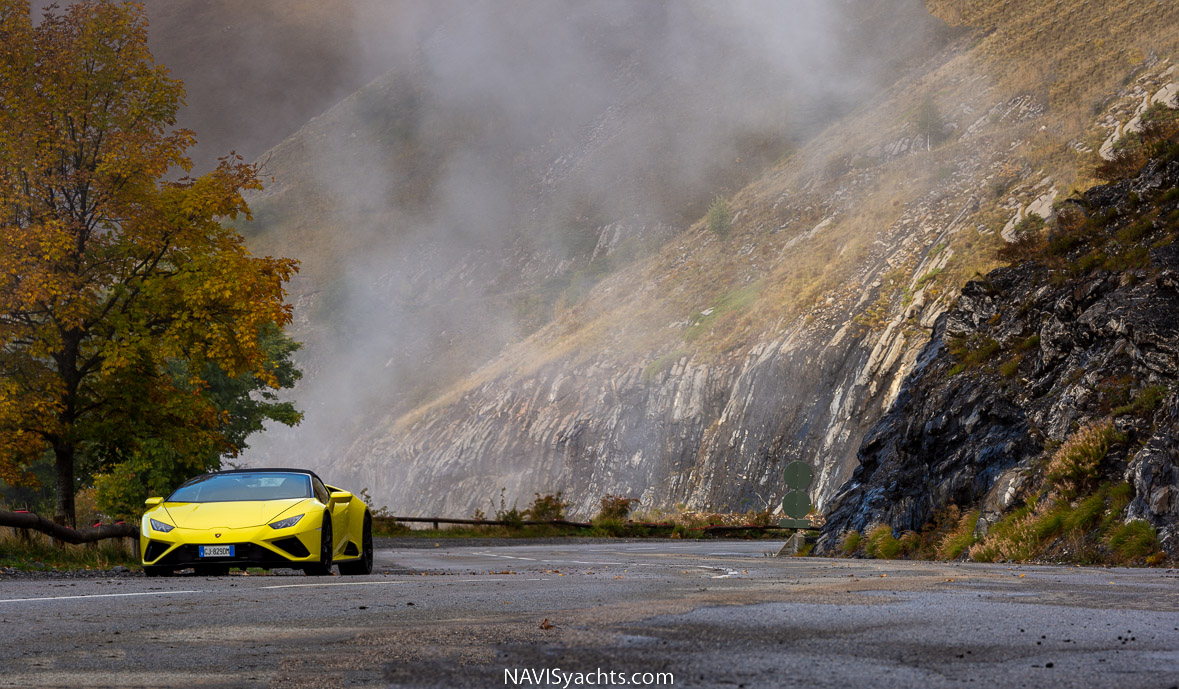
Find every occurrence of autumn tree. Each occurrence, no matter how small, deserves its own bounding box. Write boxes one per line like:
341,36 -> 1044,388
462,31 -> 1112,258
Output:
0,0 -> 299,525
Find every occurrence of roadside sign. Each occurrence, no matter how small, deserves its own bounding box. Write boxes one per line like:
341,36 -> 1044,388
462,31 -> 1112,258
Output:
783,461 -> 813,490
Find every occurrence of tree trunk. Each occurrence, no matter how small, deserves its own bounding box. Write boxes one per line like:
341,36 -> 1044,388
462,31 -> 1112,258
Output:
53,442 -> 76,528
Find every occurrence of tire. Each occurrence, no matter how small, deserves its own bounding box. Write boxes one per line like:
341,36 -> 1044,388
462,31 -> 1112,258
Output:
303,513 -> 334,576
143,566 -> 172,578
338,512 -> 373,576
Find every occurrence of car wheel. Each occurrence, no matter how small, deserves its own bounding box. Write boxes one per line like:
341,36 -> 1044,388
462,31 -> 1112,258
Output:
143,566 -> 172,578
339,512 -> 374,576
303,513 -> 333,576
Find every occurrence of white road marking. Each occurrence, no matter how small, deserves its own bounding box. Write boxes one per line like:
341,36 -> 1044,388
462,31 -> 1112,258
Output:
0,590 -> 201,604
474,553 -> 537,561
259,581 -> 412,590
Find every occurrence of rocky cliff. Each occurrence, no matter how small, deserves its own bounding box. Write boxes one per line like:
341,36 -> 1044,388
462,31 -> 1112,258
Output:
820,148 -> 1179,558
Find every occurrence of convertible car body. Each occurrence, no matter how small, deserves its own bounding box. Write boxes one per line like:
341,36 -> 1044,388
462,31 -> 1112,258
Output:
140,468 -> 373,577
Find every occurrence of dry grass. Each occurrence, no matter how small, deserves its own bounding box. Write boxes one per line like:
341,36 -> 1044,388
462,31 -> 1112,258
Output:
1045,420 -> 1124,498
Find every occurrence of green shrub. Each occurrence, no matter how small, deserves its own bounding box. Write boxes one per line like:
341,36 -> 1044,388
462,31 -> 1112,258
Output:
524,492 -> 569,521
839,531 -> 862,555
864,524 -> 901,559
1059,493 -> 1102,535
1111,385 -> 1168,418
596,494 -> 640,522
1107,520 -> 1160,563
915,268 -> 944,290
706,196 -> 732,238
999,355 -> 1023,378
936,509 -> 980,559
493,488 -> 524,529
914,95 -> 946,146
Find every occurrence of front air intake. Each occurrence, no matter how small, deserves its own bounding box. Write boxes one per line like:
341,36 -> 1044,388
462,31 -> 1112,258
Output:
272,537 -> 310,558
144,540 -> 169,562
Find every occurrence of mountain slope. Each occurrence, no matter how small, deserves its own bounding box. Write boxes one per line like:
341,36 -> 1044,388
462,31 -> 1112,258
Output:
246,1 -> 1179,519
239,0 -> 952,500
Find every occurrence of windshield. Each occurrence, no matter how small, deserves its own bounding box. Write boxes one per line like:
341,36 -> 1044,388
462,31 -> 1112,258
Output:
167,472 -> 312,503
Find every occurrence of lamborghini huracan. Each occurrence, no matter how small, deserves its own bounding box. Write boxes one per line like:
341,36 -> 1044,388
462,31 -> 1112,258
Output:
140,468 -> 374,577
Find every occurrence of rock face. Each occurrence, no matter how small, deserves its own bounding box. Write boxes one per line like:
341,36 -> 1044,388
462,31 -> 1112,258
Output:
820,158 -> 1179,556
348,314 -> 920,518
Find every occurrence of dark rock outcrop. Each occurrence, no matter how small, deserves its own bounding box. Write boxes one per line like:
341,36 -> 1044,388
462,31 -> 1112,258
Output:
820,158 -> 1179,556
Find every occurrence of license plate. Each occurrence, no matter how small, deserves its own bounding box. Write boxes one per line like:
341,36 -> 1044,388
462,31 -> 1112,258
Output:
198,545 -> 234,558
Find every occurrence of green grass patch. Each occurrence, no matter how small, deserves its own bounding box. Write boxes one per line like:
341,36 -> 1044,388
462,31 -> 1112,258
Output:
1111,385 -> 1168,418
998,355 -> 1023,378
0,530 -> 140,572
915,267 -> 944,290
863,524 -> 901,559
642,348 -> 688,383
683,280 -> 764,345
839,531 -> 862,555
946,335 -> 1001,377
1106,520 -> 1161,563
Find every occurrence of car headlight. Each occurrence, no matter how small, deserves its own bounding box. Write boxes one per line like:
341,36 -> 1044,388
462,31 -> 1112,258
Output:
149,518 -> 175,533
268,514 -> 304,530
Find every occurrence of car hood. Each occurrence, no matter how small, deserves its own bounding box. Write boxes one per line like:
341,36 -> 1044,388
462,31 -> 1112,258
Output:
162,498 -> 312,529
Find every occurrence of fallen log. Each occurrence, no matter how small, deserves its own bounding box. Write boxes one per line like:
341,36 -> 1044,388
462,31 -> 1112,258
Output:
0,511 -> 138,544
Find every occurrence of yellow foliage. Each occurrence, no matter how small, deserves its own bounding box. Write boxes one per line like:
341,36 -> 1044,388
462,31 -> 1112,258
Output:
0,1 -> 298,519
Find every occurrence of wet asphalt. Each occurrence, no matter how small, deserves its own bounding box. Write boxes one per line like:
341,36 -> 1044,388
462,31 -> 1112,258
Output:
1,540 -> 1178,688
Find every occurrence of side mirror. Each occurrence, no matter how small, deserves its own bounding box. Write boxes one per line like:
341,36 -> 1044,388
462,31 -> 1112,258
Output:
144,497 -> 163,508
329,491 -> 353,504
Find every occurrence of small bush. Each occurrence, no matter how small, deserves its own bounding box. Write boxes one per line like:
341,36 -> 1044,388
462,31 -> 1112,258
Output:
936,509 -> 980,559
997,213 -> 1047,262
1016,334 -> 1040,352
839,531 -> 862,555
1107,520 -> 1161,563
706,196 -> 732,238
524,492 -> 569,522
596,494 -> 640,522
493,488 -> 524,529
914,95 -> 946,146
1045,421 -> 1125,497
998,355 -> 1023,378
864,524 -> 901,559
1061,493 -> 1106,535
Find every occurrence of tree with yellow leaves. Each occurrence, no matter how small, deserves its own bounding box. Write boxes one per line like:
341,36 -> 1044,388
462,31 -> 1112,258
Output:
0,0 -> 299,525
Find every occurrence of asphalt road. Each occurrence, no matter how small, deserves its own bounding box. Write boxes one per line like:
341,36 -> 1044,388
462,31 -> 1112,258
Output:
2,539 -> 1178,688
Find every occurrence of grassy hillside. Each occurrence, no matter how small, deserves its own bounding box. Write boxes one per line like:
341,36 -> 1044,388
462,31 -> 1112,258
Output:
362,0 -> 1179,512
239,1 -> 953,437
435,0 -> 1179,381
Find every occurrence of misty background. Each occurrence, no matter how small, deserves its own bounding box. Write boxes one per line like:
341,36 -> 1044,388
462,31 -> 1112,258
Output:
39,0 -> 947,510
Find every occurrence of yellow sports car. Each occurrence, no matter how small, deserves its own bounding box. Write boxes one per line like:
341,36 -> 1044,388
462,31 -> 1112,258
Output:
140,468 -> 373,577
